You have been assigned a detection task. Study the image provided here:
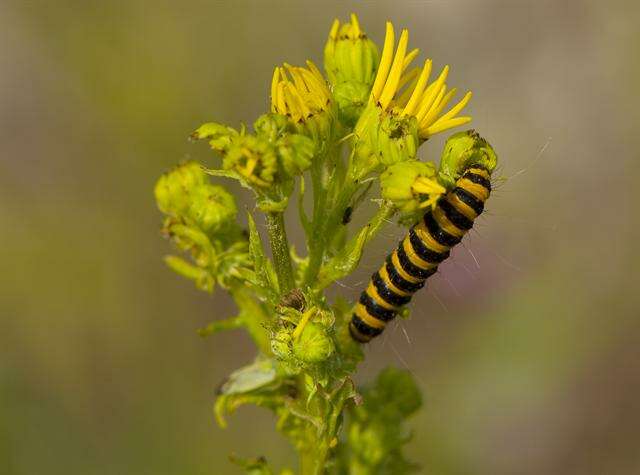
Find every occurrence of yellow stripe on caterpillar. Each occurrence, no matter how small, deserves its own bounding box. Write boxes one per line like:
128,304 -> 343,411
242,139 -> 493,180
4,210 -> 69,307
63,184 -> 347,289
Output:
458,178 -> 490,202
379,263 -> 413,297
446,192 -> 479,220
391,250 -> 422,283
365,282 -> 398,311
402,235 -> 440,269
467,167 -> 491,180
413,221 -> 450,254
432,204 -> 466,238
355,302 -> 387,329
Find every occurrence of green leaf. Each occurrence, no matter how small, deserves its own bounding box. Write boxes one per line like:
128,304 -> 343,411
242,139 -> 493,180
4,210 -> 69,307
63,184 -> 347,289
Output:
316,225 -> 369,290
219,359 -> 278,395
202,167 -> 257,193
197,316 -> 243,337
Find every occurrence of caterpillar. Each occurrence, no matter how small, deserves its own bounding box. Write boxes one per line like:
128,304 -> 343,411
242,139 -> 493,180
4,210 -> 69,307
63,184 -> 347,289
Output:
349,165 -> 493,343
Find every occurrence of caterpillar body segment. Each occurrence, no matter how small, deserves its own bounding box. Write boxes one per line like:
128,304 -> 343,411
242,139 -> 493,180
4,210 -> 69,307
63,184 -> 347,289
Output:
349,166 -> 492,343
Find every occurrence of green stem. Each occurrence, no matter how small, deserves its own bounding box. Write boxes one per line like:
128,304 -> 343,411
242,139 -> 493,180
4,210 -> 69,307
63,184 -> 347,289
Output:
266,211 -> 295,294
303,176 -> 359,287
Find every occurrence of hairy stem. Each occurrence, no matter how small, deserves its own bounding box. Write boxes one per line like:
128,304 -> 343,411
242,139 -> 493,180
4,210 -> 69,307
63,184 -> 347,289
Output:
266,211 -> 295,294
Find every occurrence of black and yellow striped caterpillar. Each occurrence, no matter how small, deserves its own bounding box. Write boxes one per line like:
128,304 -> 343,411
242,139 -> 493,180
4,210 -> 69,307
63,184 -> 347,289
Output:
349,165 -> 493,343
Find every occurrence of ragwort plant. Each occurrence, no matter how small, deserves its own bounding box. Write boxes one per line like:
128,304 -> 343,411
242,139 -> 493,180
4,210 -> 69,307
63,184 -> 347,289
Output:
154,14 -> 498,475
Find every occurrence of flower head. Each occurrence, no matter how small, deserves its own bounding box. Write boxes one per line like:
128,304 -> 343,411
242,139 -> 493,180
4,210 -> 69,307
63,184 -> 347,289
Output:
154,161 -> 207,217
271,61 -> 334,140
223,135 -> 278,188
380,160 -> 445,212
369,22 -> 472,139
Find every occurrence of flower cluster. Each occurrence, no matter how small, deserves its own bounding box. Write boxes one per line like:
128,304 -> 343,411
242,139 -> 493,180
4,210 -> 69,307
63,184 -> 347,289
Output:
154,161 -> 249,292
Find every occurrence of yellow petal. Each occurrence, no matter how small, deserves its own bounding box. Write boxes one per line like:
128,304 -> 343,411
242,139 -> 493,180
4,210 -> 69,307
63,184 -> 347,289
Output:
403,59 -> 432,116
329,19 -> 340,40
437,91 -> 473,123
379,29 -> 409,108
424,116 -> 472,136
350,13 -> 361,37
421,85 -> 453,127
371,22 -> 395,101
271,68 -> 280,112
415,65 -> 449,123
403,48 -> 420,71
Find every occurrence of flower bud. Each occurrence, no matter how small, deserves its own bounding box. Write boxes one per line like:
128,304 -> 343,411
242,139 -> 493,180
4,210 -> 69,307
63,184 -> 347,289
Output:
276,133 -> 315,177
271,61 -> 335,144
223,135 -> 278,188
292,322 -> 335,363
353,106 -> 419,176
438,129 -> 498,189
253,113 -> 291,142
380,160 -> 445,212
324,14 -> 379,126
154,161 -> 206,216
191,122 -> 239,154
186,184 -> 237,234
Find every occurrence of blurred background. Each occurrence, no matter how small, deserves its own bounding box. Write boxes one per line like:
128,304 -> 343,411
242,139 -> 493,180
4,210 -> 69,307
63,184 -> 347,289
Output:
2,1 -> 639,473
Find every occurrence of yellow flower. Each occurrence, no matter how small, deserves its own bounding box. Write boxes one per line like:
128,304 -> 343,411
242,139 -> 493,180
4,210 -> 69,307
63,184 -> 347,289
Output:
270,61 -> 333,140
380,160 -> 446,212
370,22 -> 472,139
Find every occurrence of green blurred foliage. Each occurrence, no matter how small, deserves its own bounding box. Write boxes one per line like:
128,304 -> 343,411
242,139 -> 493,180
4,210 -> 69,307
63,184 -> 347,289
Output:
1,1 -> 639,474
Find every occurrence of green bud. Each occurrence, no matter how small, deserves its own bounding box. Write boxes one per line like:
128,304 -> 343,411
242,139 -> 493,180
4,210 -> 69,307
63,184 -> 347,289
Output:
438,129 -> 498,189
223,135 -> 278,188
254,114 -> 316,177
191,122 -> 239,154
276,133 -> 315,177
380,160 -> 442,213
324,14 -> 379,127
292,322 -> 335,363
253,113 -> 291,142
354,106 -> 419,176
186,184 -> 237,234
154,161 -> 206,216
333,81 -> 371,127
377,114 -> 419,166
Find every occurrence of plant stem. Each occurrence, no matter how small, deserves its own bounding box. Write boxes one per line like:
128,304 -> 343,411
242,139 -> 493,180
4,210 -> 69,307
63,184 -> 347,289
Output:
266,211 -> 295,294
